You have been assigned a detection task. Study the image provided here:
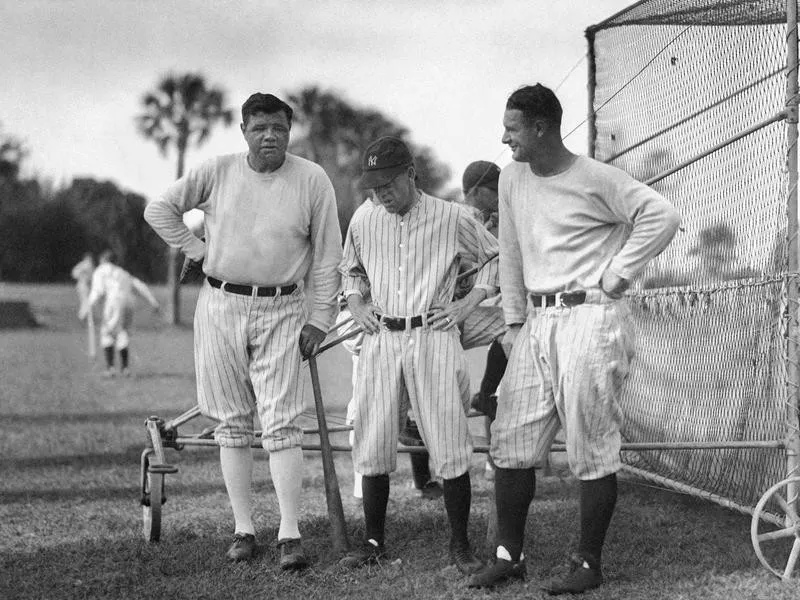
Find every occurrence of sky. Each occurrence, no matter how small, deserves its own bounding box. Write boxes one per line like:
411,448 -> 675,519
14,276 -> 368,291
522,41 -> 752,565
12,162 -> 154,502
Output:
1,0 -> 635,202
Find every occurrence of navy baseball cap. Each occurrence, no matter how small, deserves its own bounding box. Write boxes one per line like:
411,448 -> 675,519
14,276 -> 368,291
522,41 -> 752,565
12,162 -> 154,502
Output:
359,136 -> 414,189
462,161 -> 501,193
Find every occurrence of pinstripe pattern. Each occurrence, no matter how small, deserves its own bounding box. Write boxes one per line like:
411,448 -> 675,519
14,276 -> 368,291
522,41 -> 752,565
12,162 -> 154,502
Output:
341,193 -> 498,479
490,301 -> 634,479
194,279 -> 307,451
341,196 -> 499,315
352,327 -> 472,479
459,302 -> 506,350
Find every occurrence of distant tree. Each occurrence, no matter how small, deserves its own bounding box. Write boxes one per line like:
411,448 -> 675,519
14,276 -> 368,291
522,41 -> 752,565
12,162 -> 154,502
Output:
135,72 -> 234,324
0,121 -> 26,183
287,86 -> 450,236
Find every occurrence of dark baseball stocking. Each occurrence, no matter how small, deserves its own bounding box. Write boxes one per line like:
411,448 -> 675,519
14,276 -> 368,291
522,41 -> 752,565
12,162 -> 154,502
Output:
362,474 -> 390,544
410,451 -> 432,489
479,339 -> 508,397
103,345 -> 114,369
494,466 -> 536,560
442,472 -> 472,546
120,347 -> 129,370
578,473 -> 617,567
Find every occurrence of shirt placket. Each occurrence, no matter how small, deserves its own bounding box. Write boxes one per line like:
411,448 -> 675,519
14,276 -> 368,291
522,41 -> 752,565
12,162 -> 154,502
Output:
397,215 -> 410,319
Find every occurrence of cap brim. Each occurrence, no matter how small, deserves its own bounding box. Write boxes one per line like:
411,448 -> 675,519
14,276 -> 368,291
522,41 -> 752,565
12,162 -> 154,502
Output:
359,164 -> 409,189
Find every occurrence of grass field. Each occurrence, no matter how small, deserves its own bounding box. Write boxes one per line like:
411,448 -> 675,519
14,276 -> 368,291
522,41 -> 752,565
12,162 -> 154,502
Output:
0,283 -> 797,599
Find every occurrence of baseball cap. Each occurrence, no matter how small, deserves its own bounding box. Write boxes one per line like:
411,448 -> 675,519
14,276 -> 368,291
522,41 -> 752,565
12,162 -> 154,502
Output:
462,161 -> 501,193
241,92 -> 293,123
359,136 -> 414,189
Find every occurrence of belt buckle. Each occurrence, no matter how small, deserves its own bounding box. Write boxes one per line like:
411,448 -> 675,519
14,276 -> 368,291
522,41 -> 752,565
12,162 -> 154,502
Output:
555,292 -> 565,308
251,285 -> 258,298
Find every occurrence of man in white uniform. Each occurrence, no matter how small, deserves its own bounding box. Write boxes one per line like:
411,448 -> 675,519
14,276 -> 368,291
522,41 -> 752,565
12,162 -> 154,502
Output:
144,93 -> 342,569
468,84 -> 681,594
81,250 -> 159,377
339,136 -> 499,575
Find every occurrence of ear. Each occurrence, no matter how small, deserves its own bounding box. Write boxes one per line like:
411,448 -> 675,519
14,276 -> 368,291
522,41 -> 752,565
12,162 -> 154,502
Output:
534,118 -> 547,138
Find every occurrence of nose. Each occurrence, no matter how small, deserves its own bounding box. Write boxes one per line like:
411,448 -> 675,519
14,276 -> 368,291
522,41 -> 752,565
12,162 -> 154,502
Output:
501,130 -> 511,144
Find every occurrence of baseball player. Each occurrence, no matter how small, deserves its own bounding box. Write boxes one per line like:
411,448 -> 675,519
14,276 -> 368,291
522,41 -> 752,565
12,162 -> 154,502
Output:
339,136 -> 499,575
144,93 -> 342,569
80,249 -> 160,377
467,84 -> 680,594
71,252 -> 95,318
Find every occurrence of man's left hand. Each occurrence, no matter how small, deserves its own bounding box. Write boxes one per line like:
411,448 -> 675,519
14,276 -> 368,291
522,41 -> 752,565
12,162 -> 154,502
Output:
299,323 -> 326,358
428,287 -> 488,331
600,269 -> 630,299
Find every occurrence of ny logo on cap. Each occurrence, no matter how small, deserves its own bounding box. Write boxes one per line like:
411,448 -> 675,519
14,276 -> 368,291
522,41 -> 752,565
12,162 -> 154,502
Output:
368,155 -> 377,167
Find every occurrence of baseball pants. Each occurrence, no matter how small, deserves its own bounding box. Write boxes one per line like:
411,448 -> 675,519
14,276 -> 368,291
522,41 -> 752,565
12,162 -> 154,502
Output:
351,326 -> 473,480
100,302 -> 134,349
490,295 -> 634,480
194,280 -> 307,451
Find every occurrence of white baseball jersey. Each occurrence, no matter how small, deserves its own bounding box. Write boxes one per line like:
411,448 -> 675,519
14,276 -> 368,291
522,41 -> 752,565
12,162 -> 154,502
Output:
340,193 -> 499,479
494,156 -> 680,479
145,152 -> 342,450
87,262 -> 157,349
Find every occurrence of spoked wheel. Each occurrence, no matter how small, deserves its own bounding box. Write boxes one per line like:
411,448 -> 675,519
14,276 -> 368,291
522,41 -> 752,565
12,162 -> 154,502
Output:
141,455 -> 165,542
751,476 -> 800,580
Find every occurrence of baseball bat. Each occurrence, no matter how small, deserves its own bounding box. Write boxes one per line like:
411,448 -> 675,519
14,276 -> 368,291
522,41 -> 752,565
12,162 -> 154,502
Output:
308,355 -> 350,554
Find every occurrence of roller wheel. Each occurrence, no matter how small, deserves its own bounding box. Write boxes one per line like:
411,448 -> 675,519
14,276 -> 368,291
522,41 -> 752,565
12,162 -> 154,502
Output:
751,476 -> 800,580
142,467 -> 165,542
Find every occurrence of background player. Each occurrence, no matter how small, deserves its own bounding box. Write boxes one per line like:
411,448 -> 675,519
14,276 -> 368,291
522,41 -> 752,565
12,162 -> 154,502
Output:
80,249 -> 160,377
339,136 -> 499,575
468,84 -> 680,594
144,92 -> 342,569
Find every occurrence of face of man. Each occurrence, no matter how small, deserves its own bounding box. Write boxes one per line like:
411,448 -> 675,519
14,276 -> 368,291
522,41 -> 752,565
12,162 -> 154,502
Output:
464,186 -> 498,218
371,167 -> 417,216
501,109 -> 541,163
241,111 -> 290,172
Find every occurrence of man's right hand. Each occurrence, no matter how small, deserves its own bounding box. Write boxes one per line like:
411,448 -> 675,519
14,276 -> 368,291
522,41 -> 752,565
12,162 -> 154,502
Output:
346,294 -> 381,335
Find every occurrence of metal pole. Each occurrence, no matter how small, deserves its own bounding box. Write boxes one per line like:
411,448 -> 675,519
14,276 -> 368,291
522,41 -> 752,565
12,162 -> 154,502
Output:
784,0 -> 800,512
586,28 -> 598,158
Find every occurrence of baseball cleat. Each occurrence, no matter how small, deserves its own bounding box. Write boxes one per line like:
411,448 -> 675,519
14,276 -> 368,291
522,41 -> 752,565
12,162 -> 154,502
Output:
467,557 -> 526,588
449,541 -> 484,575
540,553 -> 603,595
277,537 -> 309,571
226,532 -> 256,562
338,538 -> 386,568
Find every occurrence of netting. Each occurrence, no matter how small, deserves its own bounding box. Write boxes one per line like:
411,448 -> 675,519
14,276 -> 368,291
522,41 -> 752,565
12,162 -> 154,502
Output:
588,0 -> 797,521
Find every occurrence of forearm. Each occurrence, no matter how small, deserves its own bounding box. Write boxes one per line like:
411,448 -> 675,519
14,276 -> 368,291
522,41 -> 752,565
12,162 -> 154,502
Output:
144,201 -> 206,261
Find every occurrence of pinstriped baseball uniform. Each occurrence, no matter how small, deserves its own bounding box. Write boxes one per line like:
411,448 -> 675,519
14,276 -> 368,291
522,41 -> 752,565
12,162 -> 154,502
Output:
493,155 -> 680,480
145,152 -> 342,451
87,261 -> 158,349
340,193 -> 499,479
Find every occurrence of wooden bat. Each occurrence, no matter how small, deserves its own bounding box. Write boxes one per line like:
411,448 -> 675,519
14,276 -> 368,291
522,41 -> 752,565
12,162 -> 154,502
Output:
307,355 -> 350,555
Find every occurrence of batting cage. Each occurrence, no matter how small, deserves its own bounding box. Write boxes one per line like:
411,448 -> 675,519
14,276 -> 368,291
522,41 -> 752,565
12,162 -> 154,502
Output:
586,0 -> 800,578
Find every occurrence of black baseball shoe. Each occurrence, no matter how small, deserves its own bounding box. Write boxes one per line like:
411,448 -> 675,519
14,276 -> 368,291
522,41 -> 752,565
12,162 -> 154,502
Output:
467,557 -> 526,588
338,538 -> 386,568
277,537 -> 309,571
450,540 -> 484,575
225,532 -> 256,562
540,552 -> 603,595
398,419 -> 425,447
470,392 -> 498,420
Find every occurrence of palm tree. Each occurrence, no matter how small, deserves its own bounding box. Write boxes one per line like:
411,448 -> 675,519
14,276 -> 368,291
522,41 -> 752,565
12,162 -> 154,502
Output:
136,72 -> 234,324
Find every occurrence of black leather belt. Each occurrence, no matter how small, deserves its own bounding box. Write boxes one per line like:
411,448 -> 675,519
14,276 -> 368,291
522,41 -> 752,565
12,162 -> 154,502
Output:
208,276 -> 297,297
375,313 -> 426,331
530,290 -> 587,308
